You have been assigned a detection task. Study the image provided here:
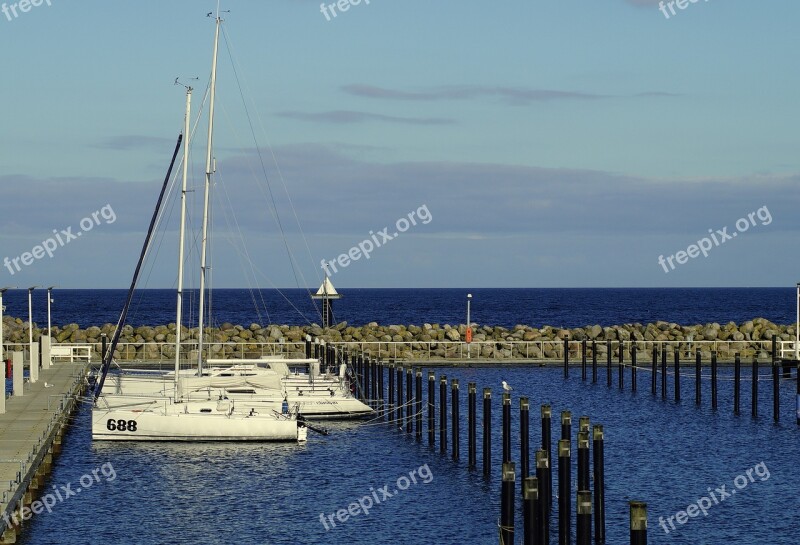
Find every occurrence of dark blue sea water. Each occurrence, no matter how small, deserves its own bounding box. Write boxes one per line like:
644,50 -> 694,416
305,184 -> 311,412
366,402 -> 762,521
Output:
1,288 -> 795,329
13,365 -> 800,545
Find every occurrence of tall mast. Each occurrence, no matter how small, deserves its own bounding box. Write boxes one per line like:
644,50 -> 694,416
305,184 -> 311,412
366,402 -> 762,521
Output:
175,86 -> 192,397
197,14 -> 221,376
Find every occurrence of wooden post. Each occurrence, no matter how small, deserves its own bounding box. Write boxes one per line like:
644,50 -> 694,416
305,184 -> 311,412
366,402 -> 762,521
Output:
523,477 -> 540,545
606,340 -> 612,387
631,344 -> 637,392
651,346 -> 657,395
577,490 -> 592,545
561,411 -> 572,442
501,462 -> 516,545
388,362 -> 395,423
751,356 -> 758,418
773,353 -> 780,423
469,382 -> 477,467
564,338 -> 569,378
577,431 -> 590,493
661,346 -> 667,400
582,339 -> 587,381
695,351 -> 702,406
734,353 -> 741,415
397,366 -> 404,429
593,425 -> 605,543
674,349 -> 680,402
520,398 -> 530,490
629,502 -> 647,545
483,388 -> 492,477
503,393 -> 512,463
711,351 -> 718,410
416,369 -> 423,441
428,371 -> 435,446
592,340 -> 598,383
452,379 -> 460,460
536,450 -> 550,543
440,375 -> 448,451
541,405 -> 552,513
619,341 -> 624,390
406,367 -> 413,433
558,439 -> 571,545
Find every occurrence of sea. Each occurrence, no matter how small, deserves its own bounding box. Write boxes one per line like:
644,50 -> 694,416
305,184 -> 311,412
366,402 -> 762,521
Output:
3,288 -> 798,545
0,287 -> 796,329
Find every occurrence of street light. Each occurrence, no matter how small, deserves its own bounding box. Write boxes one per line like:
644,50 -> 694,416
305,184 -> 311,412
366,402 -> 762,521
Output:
795,282 -> 799,360
47,286 -> 55,337
466,293 -> 473,359
28,286 -> 39,364
0,287 -> 16,362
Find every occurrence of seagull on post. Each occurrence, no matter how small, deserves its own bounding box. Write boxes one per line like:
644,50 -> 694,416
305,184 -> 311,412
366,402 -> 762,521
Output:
502,381 -> 513,392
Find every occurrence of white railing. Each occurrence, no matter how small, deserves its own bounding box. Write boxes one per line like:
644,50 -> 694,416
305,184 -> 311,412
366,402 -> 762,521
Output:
0,338 -> 783,363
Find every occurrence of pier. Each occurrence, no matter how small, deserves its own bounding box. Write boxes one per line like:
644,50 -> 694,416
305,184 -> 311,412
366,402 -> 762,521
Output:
1,355 -> 87,544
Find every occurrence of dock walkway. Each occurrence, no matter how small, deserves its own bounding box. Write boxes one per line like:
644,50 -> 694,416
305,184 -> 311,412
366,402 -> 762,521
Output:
1,360 -> 87,544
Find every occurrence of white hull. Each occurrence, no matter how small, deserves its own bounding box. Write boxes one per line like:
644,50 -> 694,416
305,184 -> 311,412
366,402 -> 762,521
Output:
92,401 -> 304,442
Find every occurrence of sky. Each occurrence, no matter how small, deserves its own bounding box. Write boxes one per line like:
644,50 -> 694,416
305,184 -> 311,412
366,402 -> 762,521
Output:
0,0 -> 799,289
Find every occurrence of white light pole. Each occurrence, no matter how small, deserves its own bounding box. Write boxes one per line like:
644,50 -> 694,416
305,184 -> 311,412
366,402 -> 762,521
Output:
28,286 -> 38,363
0,287 -> 15,362
794,282 -> 800,360
466,293 -> 472,359
47,286 -> 55,338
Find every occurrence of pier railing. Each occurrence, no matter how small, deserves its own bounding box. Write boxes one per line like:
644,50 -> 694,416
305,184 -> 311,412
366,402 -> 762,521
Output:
5,339 -> 795,363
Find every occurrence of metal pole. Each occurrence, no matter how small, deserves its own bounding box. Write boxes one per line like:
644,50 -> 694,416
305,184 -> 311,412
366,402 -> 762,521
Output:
467,293 -> 472,360
47,286 -> 54,338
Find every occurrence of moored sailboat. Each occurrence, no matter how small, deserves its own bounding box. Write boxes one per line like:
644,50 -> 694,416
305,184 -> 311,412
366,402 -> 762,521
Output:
92,11 -> 306,442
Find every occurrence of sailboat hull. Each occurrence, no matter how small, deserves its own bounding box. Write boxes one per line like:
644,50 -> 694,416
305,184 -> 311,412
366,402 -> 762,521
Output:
92,406 -> 302,442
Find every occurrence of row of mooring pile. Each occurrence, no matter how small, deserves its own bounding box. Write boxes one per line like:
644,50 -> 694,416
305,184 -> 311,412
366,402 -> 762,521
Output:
562,334 -> 800,425
315,339 -> 654,544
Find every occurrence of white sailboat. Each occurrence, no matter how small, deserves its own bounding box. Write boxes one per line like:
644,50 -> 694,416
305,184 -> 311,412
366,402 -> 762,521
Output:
92,12 -> 306,442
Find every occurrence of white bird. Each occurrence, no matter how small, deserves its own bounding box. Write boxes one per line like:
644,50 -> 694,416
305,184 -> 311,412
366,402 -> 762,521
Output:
44,382 -> 53,388
502,381 -> 513,392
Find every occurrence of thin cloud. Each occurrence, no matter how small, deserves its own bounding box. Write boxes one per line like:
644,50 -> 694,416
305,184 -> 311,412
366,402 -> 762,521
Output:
342,84 -> 608,105
96,135 -> 176,151
276,110 -> 455,126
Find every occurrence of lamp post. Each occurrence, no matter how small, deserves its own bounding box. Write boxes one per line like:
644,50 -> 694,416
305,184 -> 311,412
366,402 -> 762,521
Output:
467,293 -> 472,359
794,282 -> 800,360
28,286 -> 38,364
0,287 -> 15,362
47,286 -> 55,337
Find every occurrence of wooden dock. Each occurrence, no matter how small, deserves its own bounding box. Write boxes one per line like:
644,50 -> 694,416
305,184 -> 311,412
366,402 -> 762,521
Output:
1,359 -> 87,544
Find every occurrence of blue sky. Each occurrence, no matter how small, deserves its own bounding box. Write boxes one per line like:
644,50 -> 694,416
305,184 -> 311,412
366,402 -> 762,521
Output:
0,0 -> 798,289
